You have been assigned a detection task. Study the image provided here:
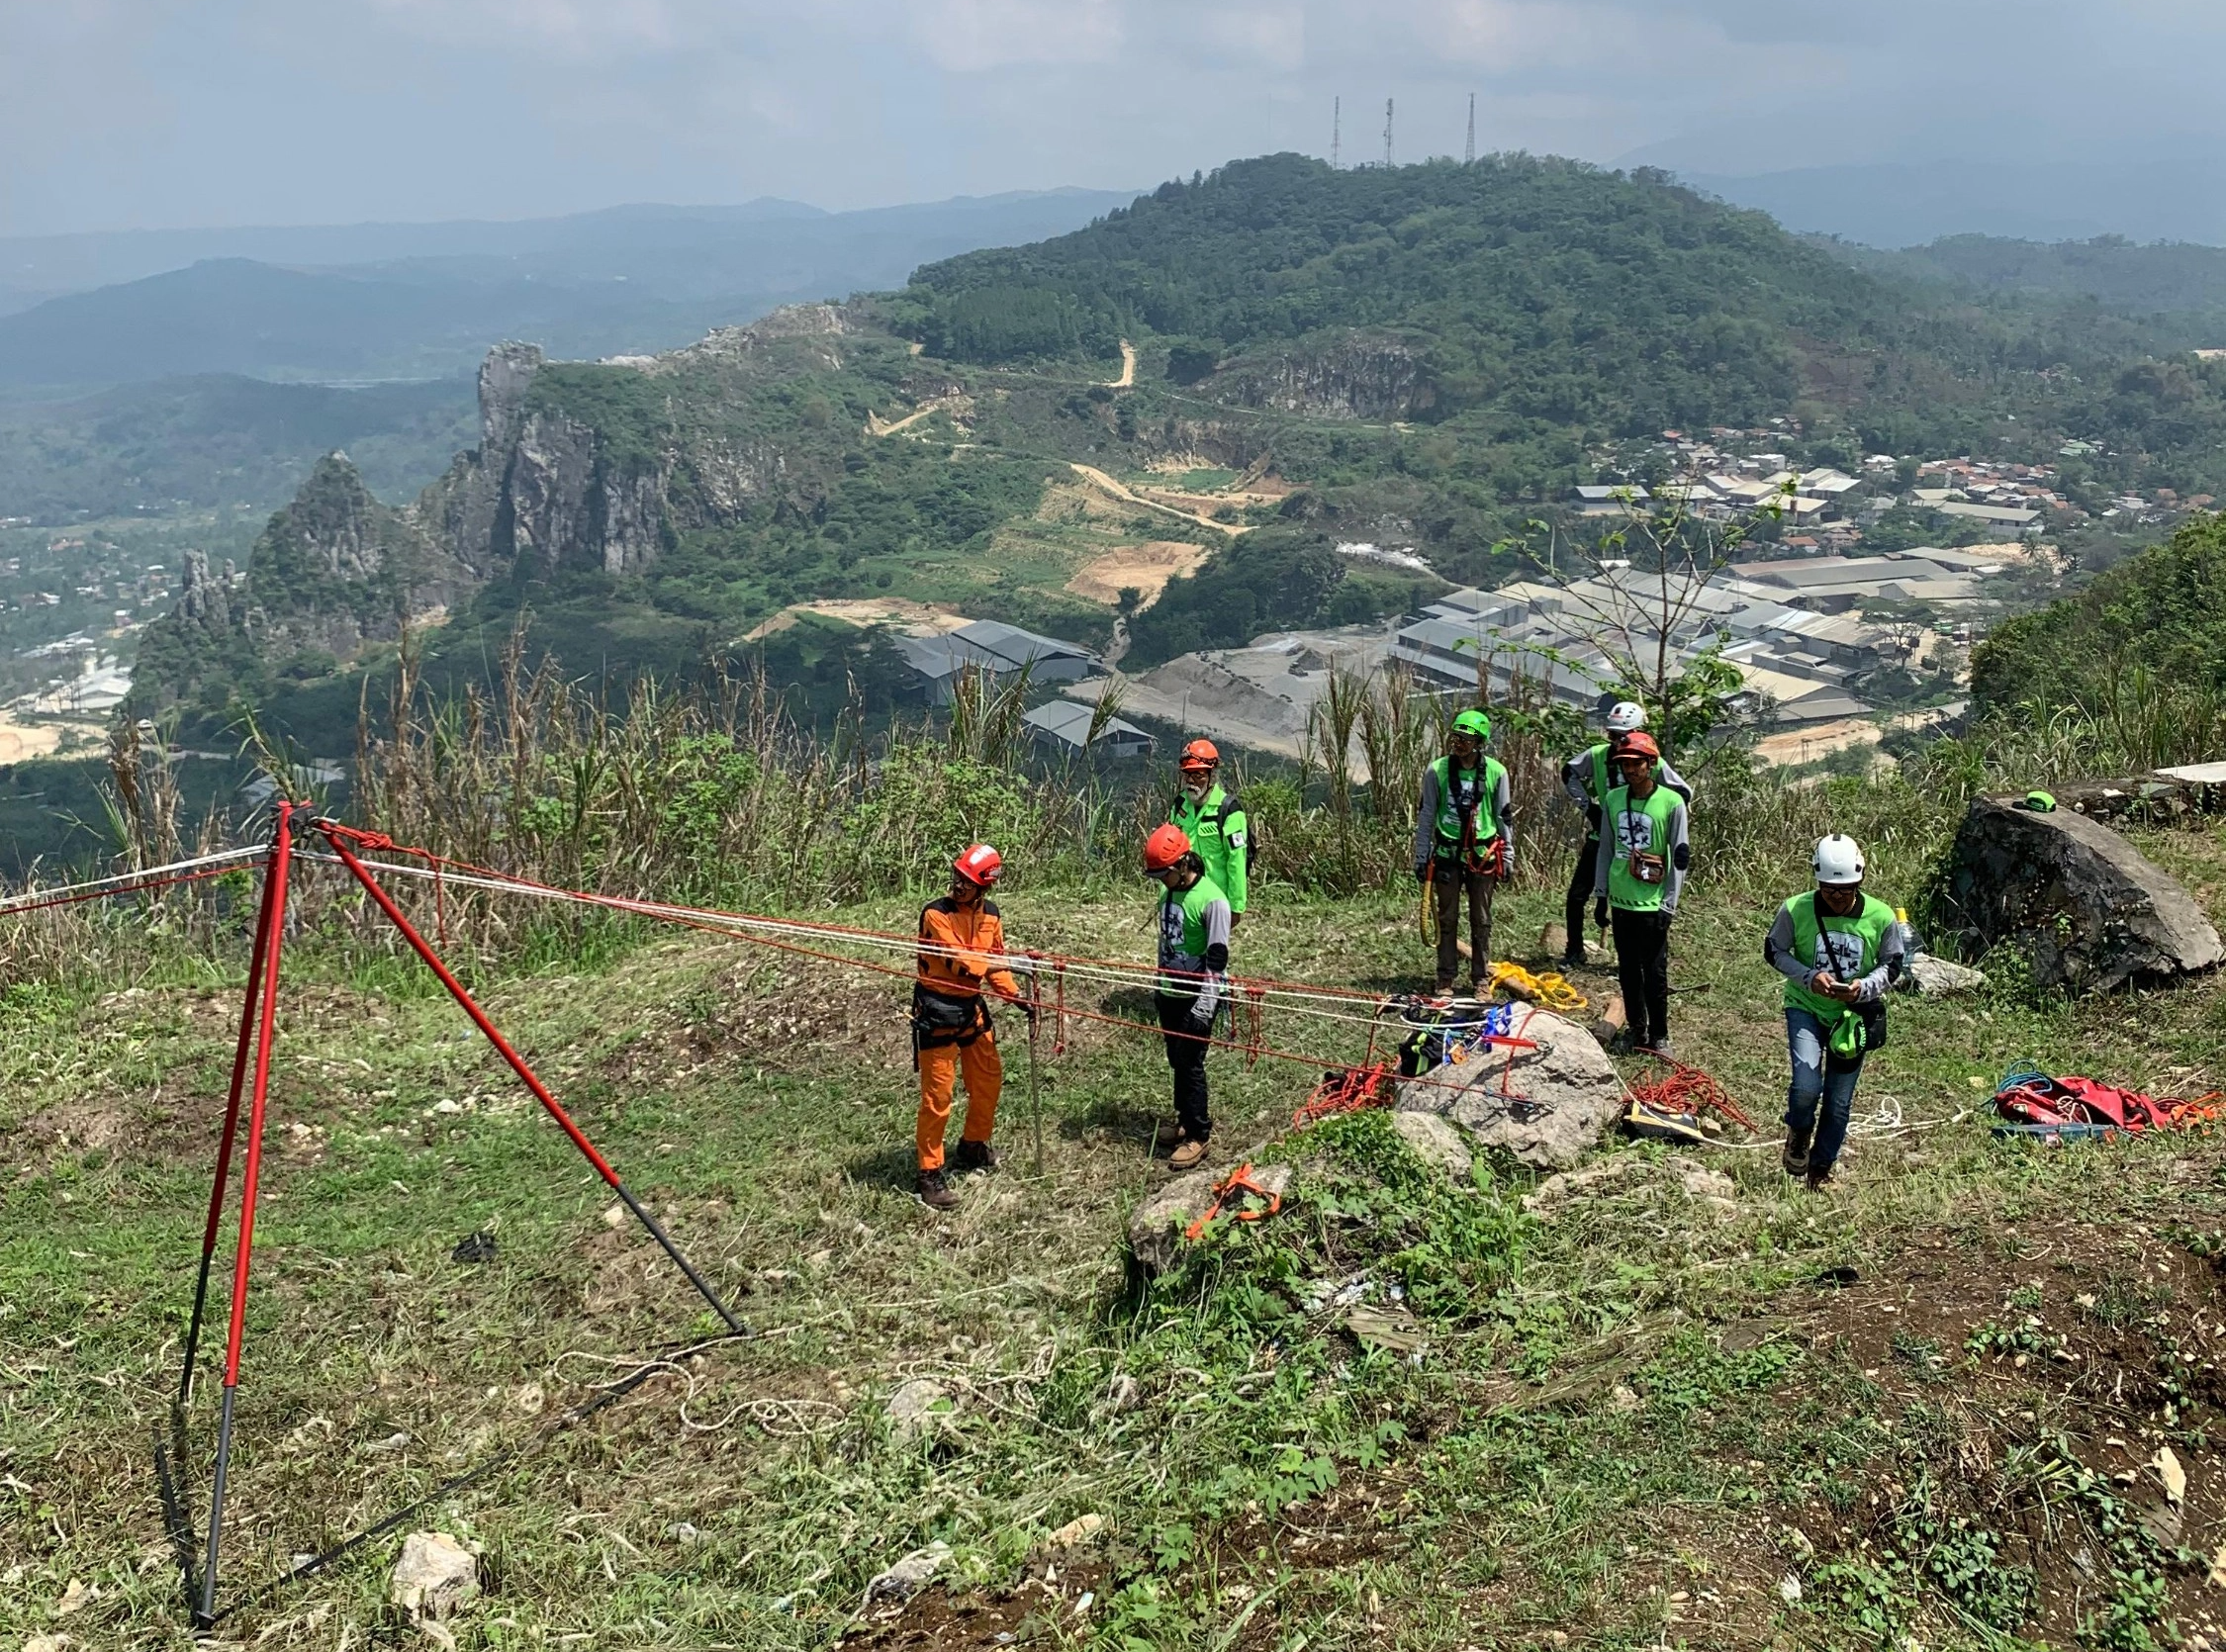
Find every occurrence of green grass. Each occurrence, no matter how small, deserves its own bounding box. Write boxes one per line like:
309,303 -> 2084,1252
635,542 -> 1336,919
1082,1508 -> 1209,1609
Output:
5,862 -> 2225,1648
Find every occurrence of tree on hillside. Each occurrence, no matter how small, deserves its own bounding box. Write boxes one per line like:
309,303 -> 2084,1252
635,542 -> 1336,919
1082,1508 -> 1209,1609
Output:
1531,488 -> 1790,769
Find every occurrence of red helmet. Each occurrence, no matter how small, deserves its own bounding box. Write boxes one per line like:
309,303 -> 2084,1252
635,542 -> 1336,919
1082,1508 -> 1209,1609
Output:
1616,731 -> 1661,762
952,843 -> 1002,886
1143,823 -> 1191,872
1178,738 -> 1220,773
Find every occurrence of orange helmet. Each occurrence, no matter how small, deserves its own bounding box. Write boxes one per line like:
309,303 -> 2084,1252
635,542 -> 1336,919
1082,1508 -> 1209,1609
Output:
953,843 -> 1003,886
1143,823 -> 1191,872
1616,731 -> 1661,762
1178,738 -> 1220,773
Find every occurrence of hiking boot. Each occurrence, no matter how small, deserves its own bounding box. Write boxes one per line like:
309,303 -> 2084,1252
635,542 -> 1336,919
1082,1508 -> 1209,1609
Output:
1638,1039 -> 1673,1060
916,1169 -> 960,1210
1781,1132 -> 1810,1178
1560,948 -> 1586,969
1168,1138 -> 1209,1172
954,1139 -> 999,1173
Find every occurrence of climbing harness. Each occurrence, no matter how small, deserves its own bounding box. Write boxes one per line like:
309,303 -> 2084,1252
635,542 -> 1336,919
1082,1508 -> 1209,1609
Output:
1183,1162 -> 1285,1239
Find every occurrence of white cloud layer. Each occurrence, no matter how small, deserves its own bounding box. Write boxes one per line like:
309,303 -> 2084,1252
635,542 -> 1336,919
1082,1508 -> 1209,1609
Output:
3,0 -> 2225,234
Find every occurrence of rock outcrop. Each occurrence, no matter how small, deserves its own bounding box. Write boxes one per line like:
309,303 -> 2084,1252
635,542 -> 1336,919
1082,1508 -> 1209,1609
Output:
1394,1008 -> 1623,1169
1216,333 -> 1438,421
133,453 -> 467,709
1127,1159 -> 1291,1274
1936,796 -> 2223,991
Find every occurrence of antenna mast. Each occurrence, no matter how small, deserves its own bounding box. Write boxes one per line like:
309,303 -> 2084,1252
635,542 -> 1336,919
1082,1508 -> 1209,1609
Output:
1466,93 -> 1476,164
1383,98 -> 1394,168
1332,96 -> 1341,169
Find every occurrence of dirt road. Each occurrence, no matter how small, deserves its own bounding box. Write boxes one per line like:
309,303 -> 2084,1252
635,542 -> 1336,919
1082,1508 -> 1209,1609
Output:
1107,340 -> 1137,390
1068,464 -> 1247,536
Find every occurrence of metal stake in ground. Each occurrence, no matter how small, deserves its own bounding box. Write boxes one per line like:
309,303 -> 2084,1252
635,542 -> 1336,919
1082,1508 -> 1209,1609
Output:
198,801 -> 296,1629
316,823 -> 745,1335
1028,956 -> 1045,1173
177,838 -> 282,1408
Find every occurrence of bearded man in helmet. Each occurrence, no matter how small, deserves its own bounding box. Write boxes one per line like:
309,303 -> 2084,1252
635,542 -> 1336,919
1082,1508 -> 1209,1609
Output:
1560,700 -> 1690,967
911,843 -> 1031,1210
1765,834 -> 1908,1190
1414,707 -> 1515,995
1168,738 -> 1249,927
1143,822 -> 1232,1171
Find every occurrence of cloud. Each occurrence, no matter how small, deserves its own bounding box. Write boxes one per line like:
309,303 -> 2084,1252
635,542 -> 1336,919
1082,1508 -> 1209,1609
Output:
6,0 -> 2226,235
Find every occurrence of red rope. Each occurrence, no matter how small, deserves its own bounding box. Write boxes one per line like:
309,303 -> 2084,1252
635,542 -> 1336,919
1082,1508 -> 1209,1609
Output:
0,861 -> 247,918
1292,1062 -> 1392,1130
1626,1055 -> 1756,1133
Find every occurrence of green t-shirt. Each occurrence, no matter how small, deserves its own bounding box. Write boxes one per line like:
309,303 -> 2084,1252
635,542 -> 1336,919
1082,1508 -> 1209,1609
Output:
1781,891 -> 1896,1020
1604,783 -> 1680,912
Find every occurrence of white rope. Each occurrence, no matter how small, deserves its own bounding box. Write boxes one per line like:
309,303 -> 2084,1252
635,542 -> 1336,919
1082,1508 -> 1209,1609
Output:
294,850 -> 1416,1031
0,844 -> 268,915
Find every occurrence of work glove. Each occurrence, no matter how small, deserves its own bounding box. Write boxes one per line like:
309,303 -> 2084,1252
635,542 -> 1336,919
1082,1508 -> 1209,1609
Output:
1593,897 -> 1609,930
1187,999 -> 1219,1035
1415,863 -> 1432,885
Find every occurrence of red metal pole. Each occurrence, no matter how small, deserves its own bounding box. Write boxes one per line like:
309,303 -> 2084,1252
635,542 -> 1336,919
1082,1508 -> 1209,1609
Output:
198,801 -> 293,1626
317,825 -> 743,1333
177,838 -> 280,1407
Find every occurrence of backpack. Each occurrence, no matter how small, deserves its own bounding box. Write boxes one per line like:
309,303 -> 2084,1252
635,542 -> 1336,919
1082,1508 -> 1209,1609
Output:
1219,791 -> 1258,874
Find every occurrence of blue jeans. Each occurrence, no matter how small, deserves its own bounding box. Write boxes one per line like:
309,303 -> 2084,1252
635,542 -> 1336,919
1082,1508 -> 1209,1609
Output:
1785,1008 -> 1864,1172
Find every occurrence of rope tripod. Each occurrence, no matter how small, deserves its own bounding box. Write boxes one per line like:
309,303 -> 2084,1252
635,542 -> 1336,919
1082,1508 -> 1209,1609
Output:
156,807 -> 748,1628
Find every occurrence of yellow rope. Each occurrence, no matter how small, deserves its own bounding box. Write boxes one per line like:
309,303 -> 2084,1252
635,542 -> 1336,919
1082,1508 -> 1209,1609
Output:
1484,961 -> 1589,1015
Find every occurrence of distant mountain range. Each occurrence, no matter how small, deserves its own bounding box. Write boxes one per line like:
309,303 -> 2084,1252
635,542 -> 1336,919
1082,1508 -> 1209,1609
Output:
1685,161 -> 2226,250
0,189 -> 1136,392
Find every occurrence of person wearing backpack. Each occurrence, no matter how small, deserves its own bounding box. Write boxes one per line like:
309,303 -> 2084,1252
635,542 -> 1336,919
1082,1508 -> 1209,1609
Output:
1765,834 -> 1908,1190
1413,707 -> 1514,996
1169,739 -> 1250,927
1590,733 -> 1687,1055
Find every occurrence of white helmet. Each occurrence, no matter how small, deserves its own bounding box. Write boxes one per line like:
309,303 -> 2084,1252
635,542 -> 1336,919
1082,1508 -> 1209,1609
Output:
1605,700 -> 1645,735
1813,834 -> 1865,885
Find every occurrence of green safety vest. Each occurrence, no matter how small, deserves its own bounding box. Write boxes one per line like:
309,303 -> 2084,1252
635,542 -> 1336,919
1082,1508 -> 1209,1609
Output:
1170,783 -> 1248,913
1158,871 -> 1230,991
1430,755 -> 1506,849
1782,891 -> 1896,1021
1604,783 -> 1680,912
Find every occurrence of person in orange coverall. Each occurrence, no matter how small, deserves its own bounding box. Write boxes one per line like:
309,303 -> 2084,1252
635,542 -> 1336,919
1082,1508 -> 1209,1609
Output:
912,843 -> 1030,1210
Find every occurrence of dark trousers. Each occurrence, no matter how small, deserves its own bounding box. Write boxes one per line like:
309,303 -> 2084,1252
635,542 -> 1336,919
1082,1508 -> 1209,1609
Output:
1785,1008 -> 1865,1173
1611,906 -> 1673,1048
1432,861 -> 1496,989
1563,836 -> 1601,956
1157,991 -> 1212,1142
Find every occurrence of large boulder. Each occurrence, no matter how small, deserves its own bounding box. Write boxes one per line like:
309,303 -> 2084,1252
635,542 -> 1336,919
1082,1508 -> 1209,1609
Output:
1937,797 -> 2223,991
1394,1008 -> 1623,1169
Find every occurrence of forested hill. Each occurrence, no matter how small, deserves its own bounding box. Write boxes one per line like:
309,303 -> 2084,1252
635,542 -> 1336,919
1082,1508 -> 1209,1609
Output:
894,153 -> 2032,443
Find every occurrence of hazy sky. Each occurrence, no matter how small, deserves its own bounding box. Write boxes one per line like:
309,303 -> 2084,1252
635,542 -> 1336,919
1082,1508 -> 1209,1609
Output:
6,0 -> 2226,235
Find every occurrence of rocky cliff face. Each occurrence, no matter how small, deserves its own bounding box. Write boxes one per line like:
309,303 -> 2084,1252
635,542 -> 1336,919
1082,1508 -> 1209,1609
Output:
1214,334 -> 1439,421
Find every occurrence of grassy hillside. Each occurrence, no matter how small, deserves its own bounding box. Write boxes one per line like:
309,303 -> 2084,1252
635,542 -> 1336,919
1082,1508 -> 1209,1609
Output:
6,811 -> 2225,1648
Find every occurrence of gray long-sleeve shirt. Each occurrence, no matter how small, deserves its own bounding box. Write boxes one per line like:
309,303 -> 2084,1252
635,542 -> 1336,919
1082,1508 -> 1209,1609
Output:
1592,788 -> 1691,914
1561,746 -> 1693,824
1413,760 -> 1516,875
1764,899 -> 1908,1003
